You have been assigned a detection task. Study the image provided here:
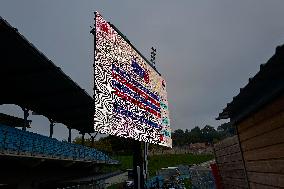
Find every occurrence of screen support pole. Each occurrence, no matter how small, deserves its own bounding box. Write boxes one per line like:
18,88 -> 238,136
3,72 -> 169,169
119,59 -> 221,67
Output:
144,142 -> 149,180
133,140 -> 145,189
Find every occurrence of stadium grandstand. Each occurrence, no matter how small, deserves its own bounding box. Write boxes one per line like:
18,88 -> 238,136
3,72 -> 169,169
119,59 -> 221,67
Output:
0,17 -> 118,189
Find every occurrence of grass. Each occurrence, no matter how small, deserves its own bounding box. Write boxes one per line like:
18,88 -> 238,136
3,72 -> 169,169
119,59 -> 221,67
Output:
148,153 -> 214,177
112,153 -> 214,177
106,182 -> 124,189
114,155 -> 133,170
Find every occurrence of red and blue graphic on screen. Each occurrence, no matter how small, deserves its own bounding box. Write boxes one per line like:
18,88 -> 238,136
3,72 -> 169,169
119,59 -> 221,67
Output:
111,62 -> 161,129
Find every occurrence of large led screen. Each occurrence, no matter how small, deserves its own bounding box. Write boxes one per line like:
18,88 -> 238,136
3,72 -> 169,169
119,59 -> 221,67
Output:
94,12 -> 171,147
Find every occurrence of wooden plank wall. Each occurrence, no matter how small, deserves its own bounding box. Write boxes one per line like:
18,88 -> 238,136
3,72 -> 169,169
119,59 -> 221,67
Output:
238,95 -> 284,188
214,135 -> 249,189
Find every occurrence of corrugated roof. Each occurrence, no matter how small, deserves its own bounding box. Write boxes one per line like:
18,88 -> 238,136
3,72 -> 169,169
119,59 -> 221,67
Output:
0,113 -> 31,128
216,45 -> 284,123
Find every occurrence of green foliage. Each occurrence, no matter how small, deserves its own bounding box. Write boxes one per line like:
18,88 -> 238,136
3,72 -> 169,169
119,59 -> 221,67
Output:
201,125 -> 218,143
148,153 -> 214,177
73,136 -> 94,147
72,124 -> 234,154
183,178 -> 191,189
172,123 -> 235,146
217,122 -> 236,137
110,154 -> 213,179
107,136 -> 134,154
73,135 -> 138,155
188,126 -> 202,144
113,155 -> 133,170
94,137 -> 113,153
106,182 -> 124,189
72,136 -> 112,154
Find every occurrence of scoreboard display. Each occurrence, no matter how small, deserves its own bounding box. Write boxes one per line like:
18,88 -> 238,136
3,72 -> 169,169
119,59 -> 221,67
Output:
94,12 -> 172,147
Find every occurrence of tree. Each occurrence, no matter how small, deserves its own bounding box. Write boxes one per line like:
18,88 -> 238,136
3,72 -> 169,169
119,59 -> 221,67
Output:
72,123 -> 234,152
201,125 -> 217,143
172,129 -> 185,146
217,122 -> 236,138
107,135 -> 134,154
73,136 -> 112,154
73,136 -> 92,147
189,126 -> 202,143
93,137 -> 112,154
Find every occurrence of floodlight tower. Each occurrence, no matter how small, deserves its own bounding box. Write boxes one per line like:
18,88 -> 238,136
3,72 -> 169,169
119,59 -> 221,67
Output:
143,46 -> 158,182
150,47 -> 157,68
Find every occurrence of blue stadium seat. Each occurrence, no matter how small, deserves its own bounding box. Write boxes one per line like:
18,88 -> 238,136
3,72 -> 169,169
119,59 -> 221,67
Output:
0,123 -> 117,163
0,129 -> 5,149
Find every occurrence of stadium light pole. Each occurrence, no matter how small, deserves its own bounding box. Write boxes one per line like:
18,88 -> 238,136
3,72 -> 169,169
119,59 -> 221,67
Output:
142,47 -> 157,182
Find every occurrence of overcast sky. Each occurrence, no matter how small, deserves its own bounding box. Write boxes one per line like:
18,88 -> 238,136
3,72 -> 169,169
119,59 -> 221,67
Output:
1,1 -> 284,140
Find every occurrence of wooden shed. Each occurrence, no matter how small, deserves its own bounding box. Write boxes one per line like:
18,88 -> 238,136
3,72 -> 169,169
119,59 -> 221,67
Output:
216,45 -> 284,188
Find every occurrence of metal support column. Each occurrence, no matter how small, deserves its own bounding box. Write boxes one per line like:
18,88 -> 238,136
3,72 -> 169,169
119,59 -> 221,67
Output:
21,107 -> 29,131
90,132 -> 98,147
91,136 -> 95,147
144,142 -> 149,181
49,119 -> 55,138
68,127 -> 72,143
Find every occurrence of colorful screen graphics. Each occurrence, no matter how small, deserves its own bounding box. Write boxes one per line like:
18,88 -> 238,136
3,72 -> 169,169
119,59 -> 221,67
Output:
94,12 -> 171,147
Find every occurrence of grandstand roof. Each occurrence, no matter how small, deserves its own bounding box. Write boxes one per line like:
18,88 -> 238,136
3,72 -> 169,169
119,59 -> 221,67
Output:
0,113 -> 31,128
217,45 -> 284,123
0,17 -> 94,133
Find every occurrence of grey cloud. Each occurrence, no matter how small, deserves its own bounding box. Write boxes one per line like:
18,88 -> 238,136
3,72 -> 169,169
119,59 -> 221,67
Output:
1,0 -> 284,139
